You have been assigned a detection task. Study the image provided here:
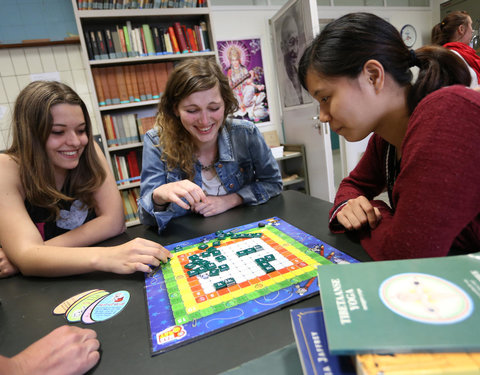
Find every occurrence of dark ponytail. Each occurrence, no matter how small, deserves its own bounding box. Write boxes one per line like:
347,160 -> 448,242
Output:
408,45 -> 471,113
298,12 -> 470,115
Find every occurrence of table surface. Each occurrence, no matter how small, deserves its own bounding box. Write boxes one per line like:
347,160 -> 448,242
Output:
0,190 -> 370,374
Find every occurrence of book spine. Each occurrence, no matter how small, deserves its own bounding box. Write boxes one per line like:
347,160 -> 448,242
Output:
152,26 -> 164,55
111,29 -> 122,59
135,27 -> 146,56
127,150 -> 141,181
96,30 -> 109,59
120,191 -> 130,220
163,30 -> 173,54
123,65 -> 135,102
141,64 -> 153,100
153,62 -> 168,96
146,63 -> 159,99
114,66 -> 130,104
181,24 -> 191,52
121,190 -> 135,221
121,115 -> 133,143
167,26 -> 180,54
106,66 -> 120,104
89,30 -> 101,60
123,25 -> 133,57
128,65 -> 141,102
142,24 -> 156,56
173,22 -> 189,53
186,27 -> 198,52
129,27 -> 140,57
83,31 -> 95,60
102,114 -> 118,146
91,68 -> 106,106
114,115 -> 128,144
117,26 -> 128,57
199,21 -> 211,51
194,25 -> 205,51
104,28 -> 116,59
135,65 -> 147,101
165,61 -> 174,75
98,67 -> 112,105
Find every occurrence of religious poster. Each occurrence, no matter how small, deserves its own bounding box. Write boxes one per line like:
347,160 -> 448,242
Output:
271,0 -> 313,108
217,38 -> 270,125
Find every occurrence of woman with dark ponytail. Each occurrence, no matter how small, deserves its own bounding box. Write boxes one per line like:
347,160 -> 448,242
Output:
431,10 -> 480,87
298,12 -> 480,260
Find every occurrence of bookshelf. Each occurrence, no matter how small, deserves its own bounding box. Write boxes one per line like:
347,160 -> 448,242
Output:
71,0 -> 217,226
276,144 -> 310,195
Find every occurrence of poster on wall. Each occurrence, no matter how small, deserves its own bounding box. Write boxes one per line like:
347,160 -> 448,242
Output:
217,38 -> 270,125
271,1 -> 313,108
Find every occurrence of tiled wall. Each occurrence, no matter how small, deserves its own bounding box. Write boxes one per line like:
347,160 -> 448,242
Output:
0,44 -> 98,150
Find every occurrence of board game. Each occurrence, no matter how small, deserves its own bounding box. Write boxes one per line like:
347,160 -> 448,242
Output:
144,217 -> 358,355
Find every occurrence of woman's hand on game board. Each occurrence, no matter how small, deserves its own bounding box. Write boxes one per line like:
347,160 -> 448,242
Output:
0,247 -> 19,278
7,325 -> 100,375
191,194 -> 243,217
98,238 -> 171,274
152,180 -> 207,210
336,196 -> 382,231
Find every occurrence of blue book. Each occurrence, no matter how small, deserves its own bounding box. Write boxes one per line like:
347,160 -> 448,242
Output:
290,307 -> 356,375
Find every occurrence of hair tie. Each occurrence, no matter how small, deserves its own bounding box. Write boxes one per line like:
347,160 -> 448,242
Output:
409,49 -> 420,68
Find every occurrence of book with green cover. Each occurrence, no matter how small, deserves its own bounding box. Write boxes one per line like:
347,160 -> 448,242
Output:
317,253 -> 480,355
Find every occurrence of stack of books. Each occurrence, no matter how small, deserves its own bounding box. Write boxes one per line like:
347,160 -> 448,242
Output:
91,62 -> 173,107
84,21 -> 211,61
76,0 -> 207,10
102,113 -> 156,147
111,149 -> 141,186
291,253 -> 480,374
120,187 -> 140,223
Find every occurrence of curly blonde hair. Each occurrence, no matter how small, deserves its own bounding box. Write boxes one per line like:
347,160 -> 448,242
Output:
156,57 -> 238,179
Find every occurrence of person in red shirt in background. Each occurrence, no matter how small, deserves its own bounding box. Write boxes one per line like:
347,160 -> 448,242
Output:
298,12 -> 480,260
431,10 -> 480,87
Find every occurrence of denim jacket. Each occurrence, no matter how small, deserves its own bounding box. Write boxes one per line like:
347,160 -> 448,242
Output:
138,118 -> 283,232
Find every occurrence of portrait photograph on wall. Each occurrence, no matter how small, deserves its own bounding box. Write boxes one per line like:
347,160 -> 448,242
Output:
217,37 -> 270,125
271,0 -> 313,108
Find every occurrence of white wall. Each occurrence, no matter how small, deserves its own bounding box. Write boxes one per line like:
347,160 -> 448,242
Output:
0,45 -> 97,150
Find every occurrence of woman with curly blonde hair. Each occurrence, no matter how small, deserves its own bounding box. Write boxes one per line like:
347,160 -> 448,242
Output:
139,58 -> 282,232
0,80 -> 170,277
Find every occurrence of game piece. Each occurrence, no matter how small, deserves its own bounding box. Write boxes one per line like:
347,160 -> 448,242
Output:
145,217 -> 359,355
258,222 -> 265,227
53,289 -> 100,315
198,244 -> 208,250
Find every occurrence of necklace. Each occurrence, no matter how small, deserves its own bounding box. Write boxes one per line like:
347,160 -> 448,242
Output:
200,162 -> 216,171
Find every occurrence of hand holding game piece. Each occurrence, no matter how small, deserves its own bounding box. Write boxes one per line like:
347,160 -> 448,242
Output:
191,194 -> 243,217
152,180 -> 207,210
3,325 -> 99,375
99,238 -> 171,274
336,196 -> 382,231
0,247 -> 19,278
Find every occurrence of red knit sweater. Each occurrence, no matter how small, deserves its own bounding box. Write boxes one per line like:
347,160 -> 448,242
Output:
329,85 -> 480,260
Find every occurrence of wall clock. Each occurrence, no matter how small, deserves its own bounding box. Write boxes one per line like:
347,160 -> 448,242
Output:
401,24 -> 417,48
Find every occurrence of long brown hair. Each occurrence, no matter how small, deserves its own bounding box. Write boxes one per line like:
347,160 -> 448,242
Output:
7,80 -> 106,218
431,10 -> 470,46
156,57 -> 238,179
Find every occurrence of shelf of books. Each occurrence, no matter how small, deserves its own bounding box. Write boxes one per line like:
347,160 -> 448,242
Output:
72,0 -> 217,226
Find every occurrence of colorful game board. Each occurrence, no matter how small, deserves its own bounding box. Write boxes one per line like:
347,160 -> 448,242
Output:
144,217 -> 358,355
